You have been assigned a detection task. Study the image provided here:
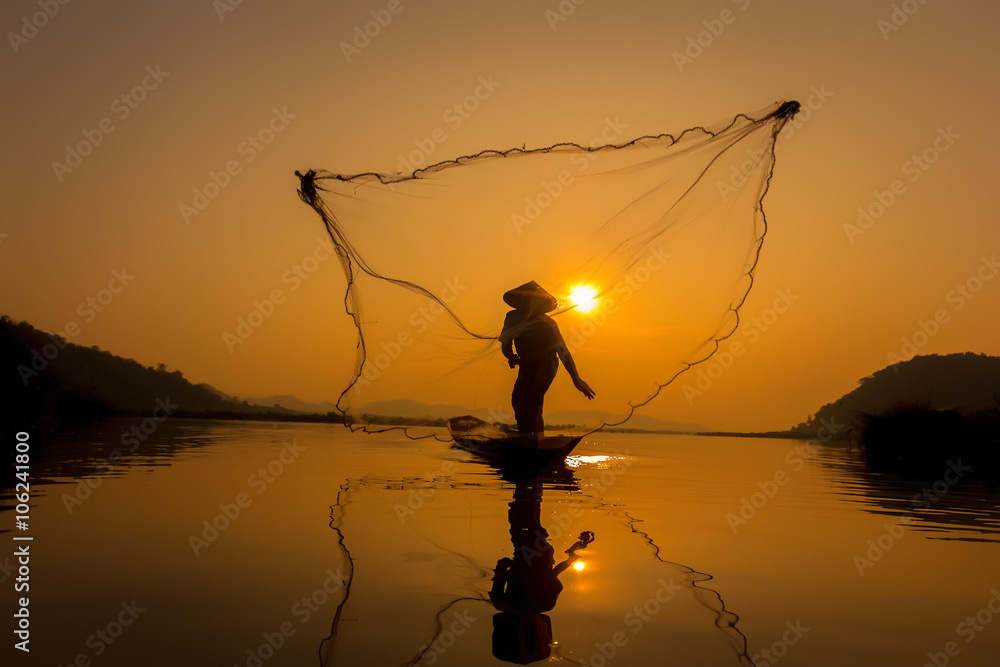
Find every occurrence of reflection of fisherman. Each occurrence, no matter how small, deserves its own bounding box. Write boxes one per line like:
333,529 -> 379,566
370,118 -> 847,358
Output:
499,281 -> 595,436
490,481 -> 594,664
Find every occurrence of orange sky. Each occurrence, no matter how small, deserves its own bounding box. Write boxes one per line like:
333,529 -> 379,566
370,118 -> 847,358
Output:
2,0 -> 998,430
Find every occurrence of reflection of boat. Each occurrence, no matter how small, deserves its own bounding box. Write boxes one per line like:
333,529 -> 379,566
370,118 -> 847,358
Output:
447,415 -> 584,464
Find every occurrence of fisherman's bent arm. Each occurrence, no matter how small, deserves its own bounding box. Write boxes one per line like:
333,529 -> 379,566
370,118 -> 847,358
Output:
499,313 -> 520,367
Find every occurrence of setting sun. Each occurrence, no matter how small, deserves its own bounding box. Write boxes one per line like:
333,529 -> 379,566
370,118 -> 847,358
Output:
573,561 -> 586,571
568,285 -> 598,312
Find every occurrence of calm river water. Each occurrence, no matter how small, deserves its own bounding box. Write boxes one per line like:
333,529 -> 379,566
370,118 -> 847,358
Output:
2,419 -> 998,666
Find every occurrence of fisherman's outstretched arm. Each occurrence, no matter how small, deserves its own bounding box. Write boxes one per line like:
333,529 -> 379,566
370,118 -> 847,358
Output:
553,324 -> 595,399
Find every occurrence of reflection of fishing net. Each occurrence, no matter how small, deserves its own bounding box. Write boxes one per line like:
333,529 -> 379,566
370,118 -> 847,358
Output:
320,465 -> 755,666
297,101 -> 799,436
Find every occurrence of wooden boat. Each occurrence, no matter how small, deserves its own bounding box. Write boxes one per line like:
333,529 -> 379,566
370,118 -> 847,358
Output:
447,415 -> 584,464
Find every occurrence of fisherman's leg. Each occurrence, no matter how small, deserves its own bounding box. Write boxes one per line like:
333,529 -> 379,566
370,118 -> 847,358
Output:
515,364 -> 545,435
531,360 -> 558,436
531,400 -> 544,436
512,372 -> 533,434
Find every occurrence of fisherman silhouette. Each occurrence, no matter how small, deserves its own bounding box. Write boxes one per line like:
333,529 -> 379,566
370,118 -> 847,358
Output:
490,479 -> 594,663
499,281 -> 595,436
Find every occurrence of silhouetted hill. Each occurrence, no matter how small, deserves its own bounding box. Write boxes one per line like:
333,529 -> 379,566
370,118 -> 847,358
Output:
802,353 -> 1000,437
1,316 -> 313,427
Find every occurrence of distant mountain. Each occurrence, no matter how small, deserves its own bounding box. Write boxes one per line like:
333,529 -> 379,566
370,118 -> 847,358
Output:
238,394 -> 339,414
358,400 -> 706,432
1,316 -> 306,427
802,352 -> 1000,437
543,409 -> 706,432
359,399 -> 489,421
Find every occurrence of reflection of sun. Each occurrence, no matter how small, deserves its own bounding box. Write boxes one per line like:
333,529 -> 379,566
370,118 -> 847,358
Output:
568,285 -> 598,312
573,561 -> 585,571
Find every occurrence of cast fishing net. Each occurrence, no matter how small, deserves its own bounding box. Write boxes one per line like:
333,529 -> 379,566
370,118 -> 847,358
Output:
296,101 -> 799,437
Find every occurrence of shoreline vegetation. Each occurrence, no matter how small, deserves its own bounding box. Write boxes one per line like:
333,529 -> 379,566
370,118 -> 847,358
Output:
3,316 -> 997,465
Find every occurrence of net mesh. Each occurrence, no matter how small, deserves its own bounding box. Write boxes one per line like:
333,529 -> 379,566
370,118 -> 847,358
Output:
296,101 -> 799,437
